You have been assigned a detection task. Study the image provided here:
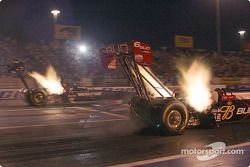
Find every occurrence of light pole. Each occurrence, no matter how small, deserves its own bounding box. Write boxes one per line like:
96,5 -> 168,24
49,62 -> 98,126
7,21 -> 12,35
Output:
51,10 -> 60,24
216,0 -> 221,54
50,9 -> 60,41
238,30 -> 246,51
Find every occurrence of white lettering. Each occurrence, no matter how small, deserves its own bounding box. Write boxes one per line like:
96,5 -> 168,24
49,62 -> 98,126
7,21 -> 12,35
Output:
133,42 -> 151,50
236,107 -> 250,115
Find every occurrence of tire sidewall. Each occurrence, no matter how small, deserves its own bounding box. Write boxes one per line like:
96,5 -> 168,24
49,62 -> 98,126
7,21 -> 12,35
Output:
28,89 -> 48,106
161,100 -> 188,135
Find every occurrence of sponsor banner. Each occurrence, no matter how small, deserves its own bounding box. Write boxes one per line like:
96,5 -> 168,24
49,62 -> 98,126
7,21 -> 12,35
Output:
226,85 -> 250,99
100,44 -> 121,69
3,85 -> 250,105
0,88 -> 136,100
54,24 -> 81,40
104,55 -> 118,70
84,87 -> 135,92
69,85 -> 230,102
100,41 -> 152,69
0,85 -> 230,102
214,77 -> 250,85
0,89 -> 20,99
226,85 -> 250,92
175,35 -> 193,48
70,87 -> 136,101
133,41 -> 152,66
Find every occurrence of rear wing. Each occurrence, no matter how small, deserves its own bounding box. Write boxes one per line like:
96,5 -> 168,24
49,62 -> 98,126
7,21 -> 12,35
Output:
100,41 -> 172,99
100,41 -> 152,69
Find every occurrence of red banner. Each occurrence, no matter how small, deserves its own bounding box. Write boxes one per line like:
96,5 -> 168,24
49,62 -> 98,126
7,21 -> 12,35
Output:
100,41 -> 152,69
132,41 -> 152,66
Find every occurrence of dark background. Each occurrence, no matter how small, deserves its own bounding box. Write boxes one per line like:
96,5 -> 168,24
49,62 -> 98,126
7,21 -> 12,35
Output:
0,0 -> 250,51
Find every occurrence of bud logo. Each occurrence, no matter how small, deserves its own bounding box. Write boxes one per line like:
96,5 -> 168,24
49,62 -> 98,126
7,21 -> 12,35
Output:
105,43 -> 129,54
134,42 -> 151,51
236,107 -> 250,115
220,105 -> 235,120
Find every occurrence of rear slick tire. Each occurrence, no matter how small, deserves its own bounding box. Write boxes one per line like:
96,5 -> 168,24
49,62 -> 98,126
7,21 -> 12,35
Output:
26,89 -> 48,106
161,100 -> 189,136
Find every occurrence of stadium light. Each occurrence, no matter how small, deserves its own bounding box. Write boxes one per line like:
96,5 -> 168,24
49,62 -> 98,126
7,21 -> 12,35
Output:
238,30 -> 246,36
78,44 -> 88,53
51,9 -> 60,23
51,10 -> 60,16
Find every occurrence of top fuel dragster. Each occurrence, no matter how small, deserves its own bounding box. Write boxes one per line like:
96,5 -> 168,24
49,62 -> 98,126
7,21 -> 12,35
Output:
7,60 -> 48,106
100,41 -> 250,136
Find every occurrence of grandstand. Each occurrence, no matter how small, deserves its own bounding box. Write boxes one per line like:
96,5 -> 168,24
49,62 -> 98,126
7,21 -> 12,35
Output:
0,38 -> 250,87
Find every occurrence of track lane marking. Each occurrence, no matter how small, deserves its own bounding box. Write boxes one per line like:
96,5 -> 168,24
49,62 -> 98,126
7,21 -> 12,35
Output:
0,107 -> 128,119
71,107 -> 128,119
0,107 -> 68,112
98,111 -> 128,119
0,108 -> 95,118
0,106 -> 92,112
0,118 -> 128,130
109,141 -> 250,167
0,106 -> 128,130
70,107 -> 99,112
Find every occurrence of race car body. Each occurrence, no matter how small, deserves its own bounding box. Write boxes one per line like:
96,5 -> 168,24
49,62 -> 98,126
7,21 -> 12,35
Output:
7,60 -> 48,106
211,89 -> 250,124
101,41 -> 190,135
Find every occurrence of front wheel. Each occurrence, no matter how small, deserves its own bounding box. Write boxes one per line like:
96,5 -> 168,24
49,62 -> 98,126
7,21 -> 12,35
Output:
161,100 -> 189,135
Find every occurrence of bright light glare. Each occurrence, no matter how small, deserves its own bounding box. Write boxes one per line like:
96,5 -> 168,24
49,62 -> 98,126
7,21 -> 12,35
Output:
78,45 -> 88,53
238,30 -> 246,36
179,60 -> 212,112
51,10 -> 60,16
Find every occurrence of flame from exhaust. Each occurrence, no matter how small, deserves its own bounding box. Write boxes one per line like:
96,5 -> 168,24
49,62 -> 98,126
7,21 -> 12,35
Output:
179,60 -> 212,112
29,65 -> 64,95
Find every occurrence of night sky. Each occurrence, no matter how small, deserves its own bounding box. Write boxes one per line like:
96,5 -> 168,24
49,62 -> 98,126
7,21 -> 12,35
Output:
0,0 -> 250,51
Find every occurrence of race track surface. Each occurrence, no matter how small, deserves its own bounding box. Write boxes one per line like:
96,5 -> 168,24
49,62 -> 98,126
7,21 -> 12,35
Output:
0,102 -> 249,167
